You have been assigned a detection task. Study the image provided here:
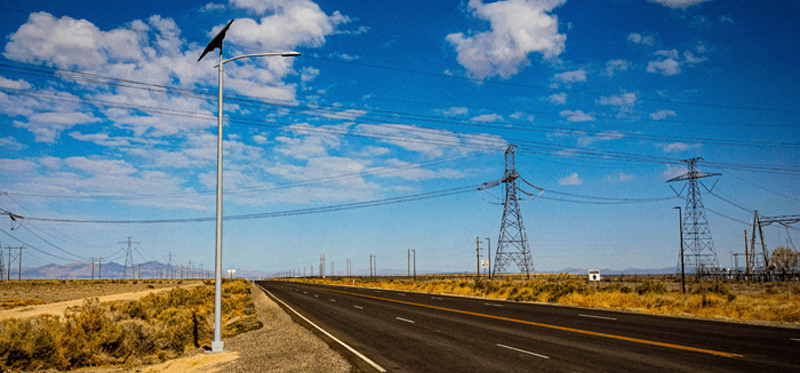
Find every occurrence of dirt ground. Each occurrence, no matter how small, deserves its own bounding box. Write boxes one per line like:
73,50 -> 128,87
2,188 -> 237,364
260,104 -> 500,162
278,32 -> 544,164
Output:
0,279 -> 200,306
0,280 -> 203,321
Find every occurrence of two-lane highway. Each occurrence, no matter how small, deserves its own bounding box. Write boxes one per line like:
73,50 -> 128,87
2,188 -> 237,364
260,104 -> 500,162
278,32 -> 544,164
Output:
256,281 -> 800,372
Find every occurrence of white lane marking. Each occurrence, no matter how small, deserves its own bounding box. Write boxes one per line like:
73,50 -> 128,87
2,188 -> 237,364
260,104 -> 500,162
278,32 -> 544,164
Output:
304,292 -> 307,294
484,303 -> 504,307
396,317 -> 415,324
330,299 -> 337,302
578,314 -> 617,321
354,305 -> 364,310
397,293 -> 406,296
314,294 -> 319,298
431,297 -> 443,300
497,344 -> 549,359
792,338 -> 800,342
259,286 -> 387,373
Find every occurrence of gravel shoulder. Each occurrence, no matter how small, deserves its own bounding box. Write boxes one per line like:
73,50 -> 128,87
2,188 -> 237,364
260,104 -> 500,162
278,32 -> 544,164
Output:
212,282 -> 352,373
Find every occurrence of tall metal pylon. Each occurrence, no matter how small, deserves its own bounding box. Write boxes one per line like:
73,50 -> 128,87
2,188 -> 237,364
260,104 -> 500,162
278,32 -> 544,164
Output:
667,158 -> 720,275
120,236 -> 139,280
479,145 -> 534,278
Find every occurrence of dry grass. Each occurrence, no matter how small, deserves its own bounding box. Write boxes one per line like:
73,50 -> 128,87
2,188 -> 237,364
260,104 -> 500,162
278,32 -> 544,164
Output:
1,299 -> 47,310
288,276 -> 800,326
0,278 -> 261,372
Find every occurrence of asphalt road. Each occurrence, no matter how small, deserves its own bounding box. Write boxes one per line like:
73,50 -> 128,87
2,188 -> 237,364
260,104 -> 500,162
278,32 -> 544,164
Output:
255,280 -> 800,373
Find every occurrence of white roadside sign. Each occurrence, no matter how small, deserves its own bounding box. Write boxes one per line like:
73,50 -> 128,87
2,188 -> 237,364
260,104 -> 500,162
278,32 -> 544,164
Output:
588,269 -> 601,281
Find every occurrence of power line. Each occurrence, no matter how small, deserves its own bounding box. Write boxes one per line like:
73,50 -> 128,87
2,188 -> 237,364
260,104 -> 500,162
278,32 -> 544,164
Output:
0,2 -> 795,118
302,55 -> 800,115
2,61 -> 799,177
0,228 -> 86,262
2,61 -> 799,151
2,184 -> 480,224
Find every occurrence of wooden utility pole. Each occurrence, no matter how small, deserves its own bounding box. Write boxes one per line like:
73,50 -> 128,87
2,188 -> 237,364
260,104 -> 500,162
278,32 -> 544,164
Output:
745,229 -> 750,285
476,237 -> 481,279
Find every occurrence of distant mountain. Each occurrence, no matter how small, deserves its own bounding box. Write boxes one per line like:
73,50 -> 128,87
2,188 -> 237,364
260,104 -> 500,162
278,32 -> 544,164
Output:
549,267 -> 678,275
13,262 -> 678,280
13,261 -> 271,280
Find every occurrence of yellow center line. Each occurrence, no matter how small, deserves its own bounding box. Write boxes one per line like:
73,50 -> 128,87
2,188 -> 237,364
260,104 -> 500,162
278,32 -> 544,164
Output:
315,285 -> 742,358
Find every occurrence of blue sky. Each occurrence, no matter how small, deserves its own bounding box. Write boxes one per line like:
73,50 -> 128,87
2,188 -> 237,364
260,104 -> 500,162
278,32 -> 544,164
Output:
0,0 -> 798,277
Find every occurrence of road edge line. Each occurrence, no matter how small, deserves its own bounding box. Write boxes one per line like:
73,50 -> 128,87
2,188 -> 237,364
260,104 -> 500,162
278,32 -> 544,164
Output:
257,285 -> 387,373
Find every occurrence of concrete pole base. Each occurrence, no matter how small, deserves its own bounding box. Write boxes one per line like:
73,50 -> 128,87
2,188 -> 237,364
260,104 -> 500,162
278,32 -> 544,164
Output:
207,341 -> 227,353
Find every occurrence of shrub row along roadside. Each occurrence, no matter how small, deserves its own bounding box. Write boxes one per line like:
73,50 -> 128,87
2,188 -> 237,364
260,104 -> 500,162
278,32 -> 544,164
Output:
0,278 -> 261,372
287,276 -> 800,325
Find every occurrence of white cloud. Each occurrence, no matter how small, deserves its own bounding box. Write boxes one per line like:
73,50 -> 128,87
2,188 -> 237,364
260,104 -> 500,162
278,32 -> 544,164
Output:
274,123 -> 344,160
605,59 -> 629,76
226,0 -> 353,51
648,0 -> 712,9
650,110 -> 676,120
440,107 -> 469,117
0,136 -> 26,152
559,110 -> 595,122
328,52 -> 360,61
0,76 -> 32,90
510,111 -> 535,121
662,164 -> 687,180
13,112 -> 100,143
354,123 -> 504,158
0,158 -> 39,175
471,114 -> 503,123
554,69 -> 586,84
446,0 -> 567,80
253,135 -> 268,144
12,155 -> 206,209
655,49 -> 679,59
656,142 -> 700,153
559,172 -> 582,186
719,15 -> 733,24
608,172 -> 634,182
548,93 -> 566,104
301,66 -> 320,83
683,51 -> 708,64
627,33 -> 654,46
577,130 -> 624,146
597,93 -> 636,107
200,3 -> 226,12
647,59 -> 680,76
358,146 -> 391,157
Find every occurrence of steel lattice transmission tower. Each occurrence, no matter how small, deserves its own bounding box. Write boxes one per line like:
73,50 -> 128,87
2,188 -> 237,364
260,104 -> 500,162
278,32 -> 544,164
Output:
667,158 -> 721,275
479,145 -> 534,278
120,236 -> 139,280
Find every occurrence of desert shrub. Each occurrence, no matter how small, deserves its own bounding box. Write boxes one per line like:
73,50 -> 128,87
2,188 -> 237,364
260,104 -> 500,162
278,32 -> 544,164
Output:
691,281 -> 730,295
0,279 -> 259,372
473,278 -> 486,293
635,281 -> 666,295
765,284 -> 779,295
115,319 -> 158,358
600,283 -> 632,293
546,280 -> 590,302
123,300 -> 148,320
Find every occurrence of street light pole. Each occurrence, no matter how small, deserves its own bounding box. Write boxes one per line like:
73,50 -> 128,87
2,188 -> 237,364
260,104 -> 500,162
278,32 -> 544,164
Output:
674,206 -> 686,294
412,249 -> 416,280
199,19 -> 299,354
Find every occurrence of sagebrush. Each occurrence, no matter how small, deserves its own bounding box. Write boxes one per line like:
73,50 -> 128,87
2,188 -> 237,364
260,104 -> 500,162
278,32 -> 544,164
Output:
0,278 -> 261,371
